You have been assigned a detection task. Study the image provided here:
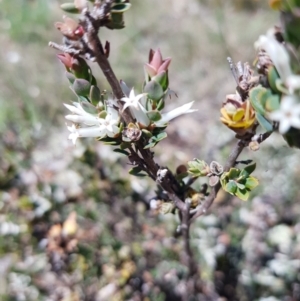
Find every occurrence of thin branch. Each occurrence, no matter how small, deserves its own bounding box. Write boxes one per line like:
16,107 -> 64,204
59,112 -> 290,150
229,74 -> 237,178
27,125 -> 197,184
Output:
82,9 -> 187,212
189,139 -> 246,224
181,200 -> 198,276
83,17 -> 133,124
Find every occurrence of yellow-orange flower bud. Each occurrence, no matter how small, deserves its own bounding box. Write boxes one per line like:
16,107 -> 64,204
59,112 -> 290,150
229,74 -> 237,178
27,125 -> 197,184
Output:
220,93 -> 256,135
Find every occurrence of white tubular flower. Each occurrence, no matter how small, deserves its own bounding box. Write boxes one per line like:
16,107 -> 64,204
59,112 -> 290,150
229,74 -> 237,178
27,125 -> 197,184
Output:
64,102 -> 120,144
99,113 -> 120,138
269,95 -> 300,134
155,101 -> 197,127
64,103 -> 98,126
121,89 -> 150,126
67,124 -> 80,145
255,29 -> 292,82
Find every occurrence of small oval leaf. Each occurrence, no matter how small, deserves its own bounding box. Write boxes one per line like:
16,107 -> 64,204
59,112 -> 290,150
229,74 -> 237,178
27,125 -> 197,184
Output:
225,180 -> 237,194
60,3 -> 80,13
235,188 -> 250,201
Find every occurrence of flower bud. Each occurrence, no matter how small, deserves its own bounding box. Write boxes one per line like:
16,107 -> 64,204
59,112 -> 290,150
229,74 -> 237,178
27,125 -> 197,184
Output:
220,93 -> 256,135
187,159 -> 210,177
144,49 -> 171,92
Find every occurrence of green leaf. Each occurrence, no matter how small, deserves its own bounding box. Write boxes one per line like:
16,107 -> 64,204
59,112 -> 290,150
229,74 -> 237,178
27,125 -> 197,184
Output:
220,175 -> 227,189
152,71 -> 168,91
239,169 -> 249,179
245,176 -> 259,190
60,3 -> 80,13
176,172 -> 189,181
249,86 -> 268,115
129,166 -> 142,174
243,162 -> 256,175
236,182 -> 246,190
99,136 -> 120,145
99,111 -> 106,119
144,142 -> 156,149
265,94 -> 280,112
156,98 -> 165,111
65,71 -> 76,84
235,188 -> 250,201
156,132 -> 167,141
111,3 -> 132,13
225,181 -> 237,194
147,110 -> 162,122
144,80 -> 164,101
267,65 -> 281,93
105,13 -> 125,30
275,79 -> 289,94
113,149 -> 129,156
120,142 -> 130,150
103,141 -> 120,145
256,113 -> 273,132
227,168 -> 240,180
73,79 -> 91,97
72,57 -> 90,80
77,95 -> 89,103
80,100 -> 98,114
128,166 -> 147,177
141,129 -> 152,138
90,74 -> 97,86
89,85 -> 101,105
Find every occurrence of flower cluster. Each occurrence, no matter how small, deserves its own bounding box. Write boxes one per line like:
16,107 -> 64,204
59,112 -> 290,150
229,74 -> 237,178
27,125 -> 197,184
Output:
65,102 -> 120,145
62,47 -> 196,146
121,88 -> 196,128
219,4 -> 300,149
255,29 -> 300,133
251,11 -> 300,148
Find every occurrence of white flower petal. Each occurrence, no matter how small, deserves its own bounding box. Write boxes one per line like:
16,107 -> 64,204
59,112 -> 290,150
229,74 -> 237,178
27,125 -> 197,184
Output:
106,105 -> 119,121
64,103 -> 83,115
278,119 -> 291,134
155,101 -> 197,126
77,126 -> 106,138
268,110 -> 282,122
130,106 -> 150,127
120,88 -> 150,126
281,96 -> 295,111
66,124 -> 79,145
129,88 -> 135,99
134,93 -> 146,103
111,124 -> 120,134
64,101 -> 120,142
121,101 -> 132,112
105,123 -> 114,133
291,116 -> 300,129
68,132 -> 79,145
269,95 -> 300,134
65,114 -> 99,125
